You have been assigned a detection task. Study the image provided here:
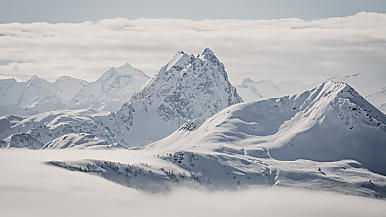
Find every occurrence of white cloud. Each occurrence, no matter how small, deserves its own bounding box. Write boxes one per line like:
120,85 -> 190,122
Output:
1,149 -> 385,217
0,12 -> 385,93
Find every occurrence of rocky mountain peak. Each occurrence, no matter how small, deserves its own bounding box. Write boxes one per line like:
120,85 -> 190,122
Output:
201,48 -> 218,61
115,48 -> 243,146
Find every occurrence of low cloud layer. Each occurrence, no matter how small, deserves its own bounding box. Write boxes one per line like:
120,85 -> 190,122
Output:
0,12 -> 385,88
1,149 -> 386,217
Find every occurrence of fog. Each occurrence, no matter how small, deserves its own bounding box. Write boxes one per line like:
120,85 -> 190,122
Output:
0,149 -> 385,217
2,186 -> 386,217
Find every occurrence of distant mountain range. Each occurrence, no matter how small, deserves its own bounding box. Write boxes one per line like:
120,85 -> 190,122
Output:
0,63 -> 150,116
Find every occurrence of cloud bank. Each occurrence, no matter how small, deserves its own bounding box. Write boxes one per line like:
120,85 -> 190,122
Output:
0,12 -> 385,90
1,149 -> 385,217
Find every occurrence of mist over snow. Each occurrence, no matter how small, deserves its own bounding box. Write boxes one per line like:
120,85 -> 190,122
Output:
0,12 -> 385,95
0,150 -> 385,217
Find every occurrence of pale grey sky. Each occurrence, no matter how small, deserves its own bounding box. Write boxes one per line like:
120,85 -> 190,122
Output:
1,12 -> 386,95
1,0 -> 386,23
0,1 -> 385,96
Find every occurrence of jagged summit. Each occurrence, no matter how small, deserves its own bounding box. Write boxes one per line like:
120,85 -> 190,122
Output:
111,48 -> 243,146
120,48 -> 242,119
201,48 -> 218,62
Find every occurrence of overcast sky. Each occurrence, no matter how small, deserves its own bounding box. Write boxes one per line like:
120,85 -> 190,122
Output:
0,1 -> 385,95
1,0 -> 386,23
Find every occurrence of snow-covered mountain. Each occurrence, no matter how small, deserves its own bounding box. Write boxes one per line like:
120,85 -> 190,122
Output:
0,109 -> 110,149
325,73 -> 386,114
0,48 -> 243,148
42,81 -> 386,198
149,80 -> 386,174
237,76 -> 386,115
0,76 -> 89,116
0,63 -> 150,116
110,48 -> 243,145
1,67 -> 385,197
70,63 -> 150,112
236,77 -> 311,102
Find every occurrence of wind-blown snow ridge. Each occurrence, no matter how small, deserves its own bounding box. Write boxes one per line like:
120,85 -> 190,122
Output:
42,133 -> 126,150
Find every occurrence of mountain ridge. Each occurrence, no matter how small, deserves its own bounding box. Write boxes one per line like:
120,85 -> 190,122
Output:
0,48 -> 243,148
149,80 -> 386,174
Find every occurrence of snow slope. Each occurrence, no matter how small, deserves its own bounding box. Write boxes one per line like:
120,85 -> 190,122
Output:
326,73 -> 386,114
42,133 -> 126,150
0,109 -> 111,149
70,63 -> 150,112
